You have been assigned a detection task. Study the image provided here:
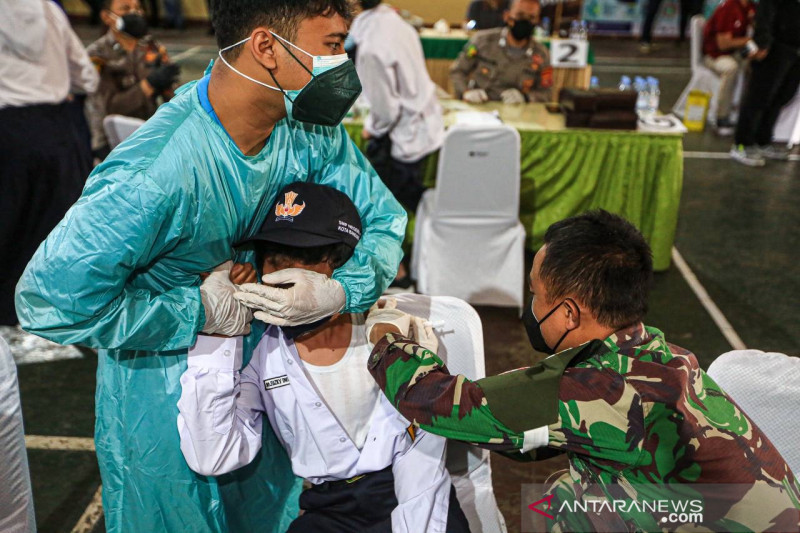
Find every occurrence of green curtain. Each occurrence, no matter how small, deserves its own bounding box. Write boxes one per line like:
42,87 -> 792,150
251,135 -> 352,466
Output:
343,124 -> 682,271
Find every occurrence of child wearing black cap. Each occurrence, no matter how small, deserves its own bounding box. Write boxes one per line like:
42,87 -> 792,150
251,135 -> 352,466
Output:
177,183 -> 469,533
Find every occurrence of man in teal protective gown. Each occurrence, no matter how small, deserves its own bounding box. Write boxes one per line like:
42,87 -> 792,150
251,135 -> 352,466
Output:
15,1 -> 406,531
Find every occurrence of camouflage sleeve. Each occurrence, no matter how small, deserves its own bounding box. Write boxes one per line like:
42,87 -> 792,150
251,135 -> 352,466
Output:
368,333 -> 525,451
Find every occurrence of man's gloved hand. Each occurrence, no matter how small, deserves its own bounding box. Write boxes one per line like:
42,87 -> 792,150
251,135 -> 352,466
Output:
365,297 -> 412,344
501,88 -> 526,105
410,316 -> 439,354
463,88 -> 489,104
146,63 -> 180,94
234,269 -> 346,327
200,261 -> 253,336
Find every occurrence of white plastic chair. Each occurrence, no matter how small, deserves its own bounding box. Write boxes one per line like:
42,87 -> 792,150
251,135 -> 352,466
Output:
707,350 -> 800,477
103,114 -> 146,149
412,124 -> 525,310
0,337 -> 36,533
672,15 -> 744,124
774,86 -> 800,147
393,293 -> 507,533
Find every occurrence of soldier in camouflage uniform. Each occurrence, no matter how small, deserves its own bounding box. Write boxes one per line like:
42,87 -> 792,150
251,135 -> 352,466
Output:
86,0 -> 180,159
367,210 -> 800,532
450,0 -> 553,104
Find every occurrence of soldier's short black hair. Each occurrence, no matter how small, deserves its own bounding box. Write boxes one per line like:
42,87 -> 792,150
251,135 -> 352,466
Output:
213,0 -> 352,58
540,209 -> 653,329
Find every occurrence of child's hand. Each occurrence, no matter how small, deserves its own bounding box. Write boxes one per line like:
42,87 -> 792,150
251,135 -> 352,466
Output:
230,263 -> 257,285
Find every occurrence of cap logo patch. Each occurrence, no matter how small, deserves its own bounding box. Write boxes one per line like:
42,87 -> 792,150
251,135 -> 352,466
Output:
275,191 -> 306,221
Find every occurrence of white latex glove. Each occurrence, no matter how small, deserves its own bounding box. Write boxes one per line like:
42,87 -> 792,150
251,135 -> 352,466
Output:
501,88 -> 526,105
199,261 -> 253,336
365,297 -> 412,344
234,269 -> 346,327
410,316 -> 439,354
463,88 -> 489,104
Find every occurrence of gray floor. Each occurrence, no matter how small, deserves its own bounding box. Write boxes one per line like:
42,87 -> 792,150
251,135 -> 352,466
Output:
8,26 -> 799,533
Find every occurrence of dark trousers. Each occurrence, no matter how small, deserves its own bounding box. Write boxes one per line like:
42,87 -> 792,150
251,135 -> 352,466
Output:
287,466 -> 471,532
0,103 -> 90,325
735,44 -> 800,146
366,136 -> 424,213
641,0 -> 701,43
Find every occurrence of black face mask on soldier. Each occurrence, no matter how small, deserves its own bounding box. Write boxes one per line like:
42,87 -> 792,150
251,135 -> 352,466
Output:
521,298 -> 572,355
509,18 -> 535,41
113,13 -> 149,39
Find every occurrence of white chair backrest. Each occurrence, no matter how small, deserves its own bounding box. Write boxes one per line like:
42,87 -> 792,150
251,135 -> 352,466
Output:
690,15 -> 706,72
391,294 -> 506,533
103,114 -> 146,149
392,293 -> 486,380
707,350 -> 800,477
433,124 -> 521,220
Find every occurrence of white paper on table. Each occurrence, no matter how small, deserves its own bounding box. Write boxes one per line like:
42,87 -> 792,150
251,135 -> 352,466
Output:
454,111 -> 503,126
637,113 -> 688,134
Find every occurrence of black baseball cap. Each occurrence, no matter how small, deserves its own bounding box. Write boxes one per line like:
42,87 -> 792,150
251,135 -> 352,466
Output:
237,182 -> 362,249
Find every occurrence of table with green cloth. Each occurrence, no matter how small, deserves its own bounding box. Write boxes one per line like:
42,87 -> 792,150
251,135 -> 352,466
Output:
344,100 -> 684,271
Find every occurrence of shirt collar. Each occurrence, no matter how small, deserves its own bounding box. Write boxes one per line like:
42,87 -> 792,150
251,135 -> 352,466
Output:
603,322 -> 652,353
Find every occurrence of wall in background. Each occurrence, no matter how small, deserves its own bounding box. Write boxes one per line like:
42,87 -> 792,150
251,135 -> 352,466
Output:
62,0 -> 467,25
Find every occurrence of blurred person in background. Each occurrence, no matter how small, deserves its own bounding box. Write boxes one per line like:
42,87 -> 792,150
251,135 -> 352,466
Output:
0,0 -> 99,326
465,0 -> 509,30
639,0 -> 702,53
86,0 -> 180,161
702,0 -> 756,136
350,0 -> 444,287
730,0 -> 800,166
451,0 -> 552,104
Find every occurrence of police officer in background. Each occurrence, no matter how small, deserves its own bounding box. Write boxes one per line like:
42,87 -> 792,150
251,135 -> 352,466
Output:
730,0 -> 800,166
86,0 -> 180,160
450,0 -> 552,104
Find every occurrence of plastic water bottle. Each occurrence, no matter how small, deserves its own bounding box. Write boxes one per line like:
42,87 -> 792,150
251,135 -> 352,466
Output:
646,77 -> 660,115
634,76 -> 648,113
541,17 -> 551,38
579,21 -> 589,40
569,20 -> 580,39
590,76 -> 599,89
618,75 -> 632,91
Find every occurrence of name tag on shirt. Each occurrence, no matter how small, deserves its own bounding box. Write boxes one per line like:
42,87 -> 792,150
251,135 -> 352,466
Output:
264,375 -> 290,390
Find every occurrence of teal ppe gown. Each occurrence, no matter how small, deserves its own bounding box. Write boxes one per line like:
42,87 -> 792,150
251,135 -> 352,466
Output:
15,77 -> 406,532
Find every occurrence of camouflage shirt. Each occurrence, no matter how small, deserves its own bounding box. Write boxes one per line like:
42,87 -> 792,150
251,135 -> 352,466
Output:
368,323 -> 800,532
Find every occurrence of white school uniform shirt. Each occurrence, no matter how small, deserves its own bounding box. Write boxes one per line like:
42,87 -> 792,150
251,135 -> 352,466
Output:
177,316 -> 453,533
349,4 -> 445,163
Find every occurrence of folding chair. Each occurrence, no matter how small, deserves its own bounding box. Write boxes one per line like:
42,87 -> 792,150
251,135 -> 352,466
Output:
708,350 -> 800,477
412,124 -> 525,310
103,114 -> 146,149
393,293 -> 507,533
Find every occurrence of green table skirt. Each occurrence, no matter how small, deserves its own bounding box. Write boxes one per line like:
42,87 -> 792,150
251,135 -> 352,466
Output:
343,124 -> 683,271
421,35 -> 596,64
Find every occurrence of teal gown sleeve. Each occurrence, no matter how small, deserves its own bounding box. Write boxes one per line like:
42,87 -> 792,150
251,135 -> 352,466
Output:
315,126 -> 407,312
14,170 -> 203,351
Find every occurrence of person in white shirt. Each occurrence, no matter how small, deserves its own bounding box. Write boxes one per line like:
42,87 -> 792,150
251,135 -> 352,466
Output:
0,0 -> 99,326
349,0 -> 445,287
178,183 -> 470,532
